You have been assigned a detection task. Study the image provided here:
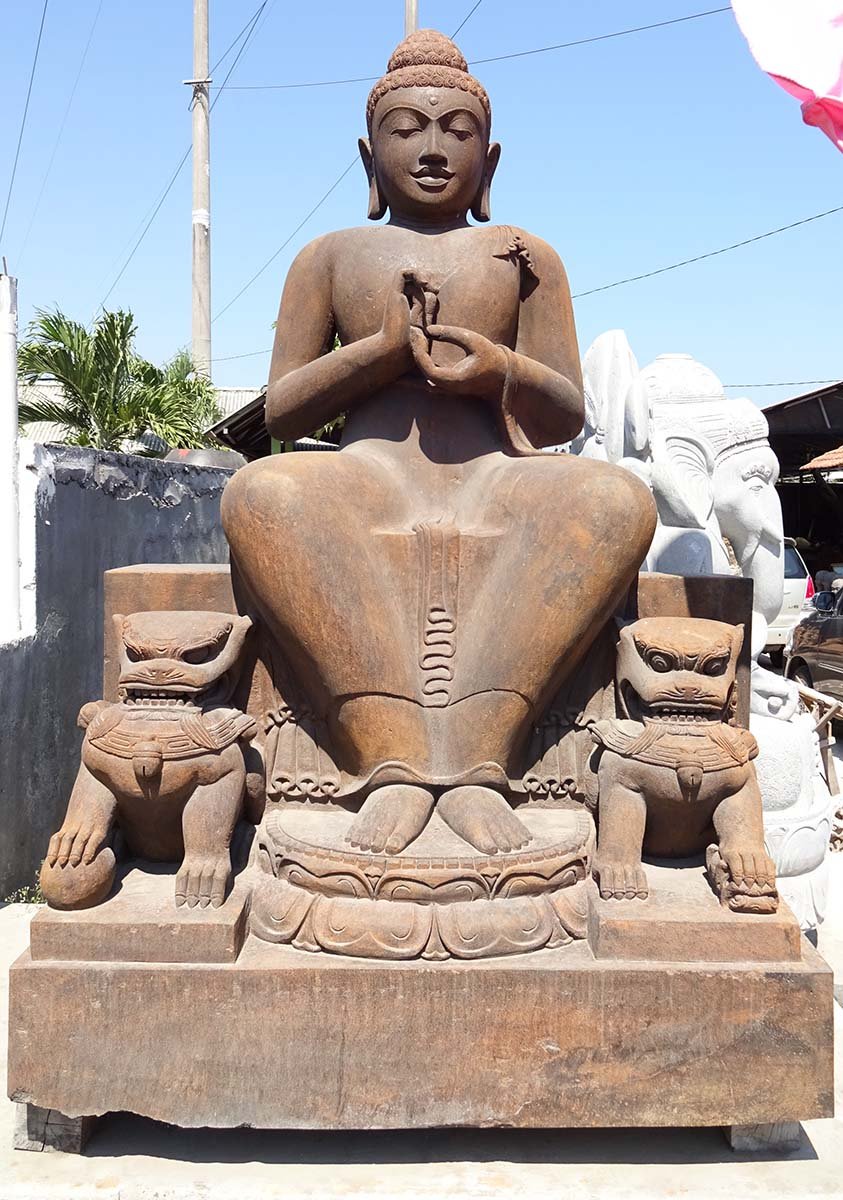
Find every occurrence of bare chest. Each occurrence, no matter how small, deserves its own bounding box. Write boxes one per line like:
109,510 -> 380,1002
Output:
331,231 -> 522,348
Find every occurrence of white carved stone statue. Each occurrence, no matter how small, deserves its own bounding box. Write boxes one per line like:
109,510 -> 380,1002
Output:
576,332 -> 834,930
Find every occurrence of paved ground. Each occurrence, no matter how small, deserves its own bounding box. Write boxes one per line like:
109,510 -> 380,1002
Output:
1,855 -> 842,1200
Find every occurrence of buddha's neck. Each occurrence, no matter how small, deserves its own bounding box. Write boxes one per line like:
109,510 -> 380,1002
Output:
387,212 -> 471,235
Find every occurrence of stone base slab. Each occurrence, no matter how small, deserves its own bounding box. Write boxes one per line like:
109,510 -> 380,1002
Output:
8,935 -> 833,1132
29,863 -> 251,964
588,863 -> 803,963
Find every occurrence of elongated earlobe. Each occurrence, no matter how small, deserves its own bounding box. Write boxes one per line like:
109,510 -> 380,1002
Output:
470,141 -> 501,223
358,137 -> 387,221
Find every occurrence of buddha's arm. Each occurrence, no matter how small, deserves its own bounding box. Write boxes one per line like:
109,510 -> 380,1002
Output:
265,240 -> 412,441
508,237 -> 584,448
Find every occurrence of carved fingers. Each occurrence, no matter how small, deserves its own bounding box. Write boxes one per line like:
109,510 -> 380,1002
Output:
175,852 -> 231,909
411,323 -> 507,396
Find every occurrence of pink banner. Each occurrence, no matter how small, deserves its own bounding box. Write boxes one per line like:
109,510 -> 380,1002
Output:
732,0 -> 843,151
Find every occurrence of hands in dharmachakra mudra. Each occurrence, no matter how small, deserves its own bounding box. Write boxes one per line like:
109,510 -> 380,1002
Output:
39,31 -> 778,935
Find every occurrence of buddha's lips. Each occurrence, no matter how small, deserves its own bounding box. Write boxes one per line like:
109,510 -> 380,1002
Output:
412,169 -> 453,191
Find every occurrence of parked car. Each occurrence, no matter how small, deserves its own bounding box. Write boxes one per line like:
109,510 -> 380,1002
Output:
766,538 -> 814,668
784,583 -> 843,696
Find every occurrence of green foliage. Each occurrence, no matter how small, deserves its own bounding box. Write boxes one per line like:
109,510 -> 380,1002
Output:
3,872 -> 44,904
18,308 -> 221,454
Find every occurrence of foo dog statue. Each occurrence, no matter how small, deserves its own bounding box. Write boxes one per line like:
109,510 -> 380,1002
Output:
40,611 -> 263,911
591,616 -> 778,913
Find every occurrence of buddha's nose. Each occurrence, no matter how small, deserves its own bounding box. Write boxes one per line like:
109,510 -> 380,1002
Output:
420,128 -> 447,164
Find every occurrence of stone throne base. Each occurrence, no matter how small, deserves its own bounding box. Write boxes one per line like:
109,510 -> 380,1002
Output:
8,861 -> 833,1147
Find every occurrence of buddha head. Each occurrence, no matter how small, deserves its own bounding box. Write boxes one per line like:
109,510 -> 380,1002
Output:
360,29 -> 500,224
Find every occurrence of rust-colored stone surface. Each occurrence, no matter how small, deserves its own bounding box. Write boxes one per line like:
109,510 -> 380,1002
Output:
219,30 -> 657,858
41,610 -> 262,912
631,572 -> 753,727
30,864 -> 251,963
588,864 -> 800,963
7,934 -> 832,1130
103,564 -> 235,701
591,616 -> 778,912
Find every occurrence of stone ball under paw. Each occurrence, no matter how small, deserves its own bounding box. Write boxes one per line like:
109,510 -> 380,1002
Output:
39,847 -> 117,910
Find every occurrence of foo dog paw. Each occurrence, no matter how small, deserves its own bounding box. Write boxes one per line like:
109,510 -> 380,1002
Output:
175,851 -> 232,909
346,785 -> 434,854
593,857 -> 649,901
47,820 -> 111,870
437,786 -> 532,855
706,844 -> 778,914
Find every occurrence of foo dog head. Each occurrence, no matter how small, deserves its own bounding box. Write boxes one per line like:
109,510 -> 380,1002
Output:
115,611 -> 253,705
617,617 -> 742,723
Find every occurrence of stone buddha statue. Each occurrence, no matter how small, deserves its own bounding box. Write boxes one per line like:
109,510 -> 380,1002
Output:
222,30 -> 656,868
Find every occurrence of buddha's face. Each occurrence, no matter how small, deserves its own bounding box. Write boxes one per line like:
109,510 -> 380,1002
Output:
363,87 -> 498,223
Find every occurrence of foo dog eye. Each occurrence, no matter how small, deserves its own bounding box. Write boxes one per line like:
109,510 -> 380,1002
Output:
646,651 -> 675,673
702,657 -> 728,676
125,646 -> 142,663
183,646 -> 211,665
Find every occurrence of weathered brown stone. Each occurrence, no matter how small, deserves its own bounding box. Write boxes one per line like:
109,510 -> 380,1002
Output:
30,864 -> 251,964
588,865 -> 801,963
7,933 -> 832,1130
632,572 -> 753,728
103,564 -> 235,700
42,609 -> 262,913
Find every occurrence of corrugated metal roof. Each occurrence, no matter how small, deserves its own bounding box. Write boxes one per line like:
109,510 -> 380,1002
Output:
17,380 -> 261,444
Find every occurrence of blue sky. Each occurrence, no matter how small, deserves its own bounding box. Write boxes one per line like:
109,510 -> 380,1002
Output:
1,1 -> 841,404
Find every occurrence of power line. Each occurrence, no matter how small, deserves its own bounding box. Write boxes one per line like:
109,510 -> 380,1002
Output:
95,2 -> 268,313
213,158 -> 358,322
452,0 -> 484,40
724,380 -> 839,389
0,0 -> 50,249
210,0 -> 510,323
572,205 -> 843,298
16,0 -> 105,266
217,6 -> 730,90
210,346 -> 839,396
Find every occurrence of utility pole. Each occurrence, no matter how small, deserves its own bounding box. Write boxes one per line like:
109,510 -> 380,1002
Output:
404,0 -> 418,36
0,269 -> 20,639
190,0 -> 211,377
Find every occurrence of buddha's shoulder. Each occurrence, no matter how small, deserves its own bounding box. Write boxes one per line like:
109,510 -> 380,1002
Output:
488,225 -> 567,269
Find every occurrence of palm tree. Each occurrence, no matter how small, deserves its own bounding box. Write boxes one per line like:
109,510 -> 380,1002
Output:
17,308 -> 221,453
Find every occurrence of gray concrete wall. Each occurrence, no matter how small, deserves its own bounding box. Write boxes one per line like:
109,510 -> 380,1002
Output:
0,444 -> 232,895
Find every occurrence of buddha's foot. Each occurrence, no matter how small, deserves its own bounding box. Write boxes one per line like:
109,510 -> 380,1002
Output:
438,786 -> 533,855
345,784 -> 435,854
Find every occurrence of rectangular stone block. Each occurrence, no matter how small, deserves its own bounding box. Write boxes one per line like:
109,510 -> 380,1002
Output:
103,564 -> 235,700
8,936 -> 833,1131
29,864 -> 250,964
588,863 -> 803,963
